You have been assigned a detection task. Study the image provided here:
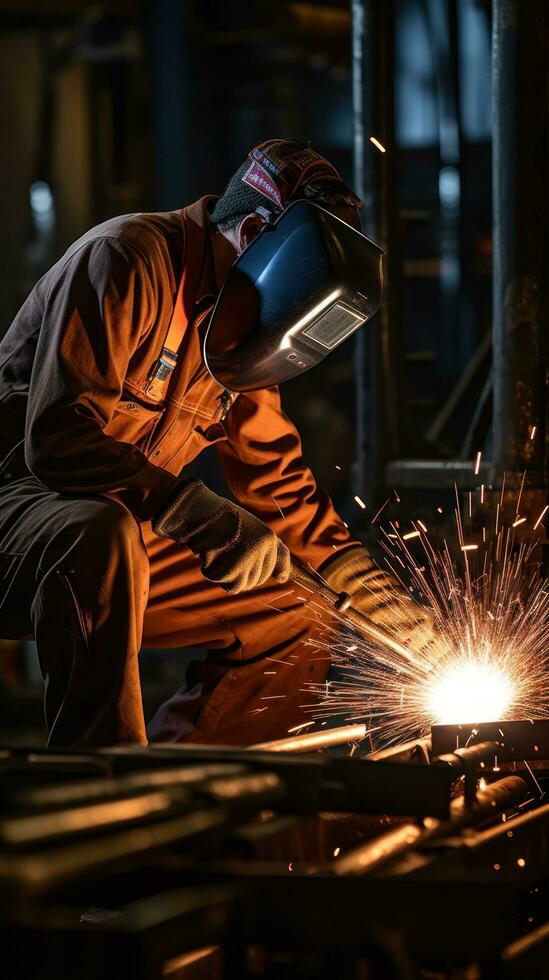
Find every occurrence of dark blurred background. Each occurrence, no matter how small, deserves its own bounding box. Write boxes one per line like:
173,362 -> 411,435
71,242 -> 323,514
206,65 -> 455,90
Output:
0,0 -> 495,736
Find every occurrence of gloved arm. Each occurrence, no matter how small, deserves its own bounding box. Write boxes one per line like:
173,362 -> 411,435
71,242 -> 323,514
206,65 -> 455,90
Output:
25,238 -> 178,520
320,545 -> 439,657
217,388 -> 358,569
153,478 -> 290,593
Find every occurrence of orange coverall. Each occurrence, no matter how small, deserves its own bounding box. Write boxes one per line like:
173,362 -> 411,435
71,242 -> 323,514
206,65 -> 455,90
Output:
0,196 -> 357,746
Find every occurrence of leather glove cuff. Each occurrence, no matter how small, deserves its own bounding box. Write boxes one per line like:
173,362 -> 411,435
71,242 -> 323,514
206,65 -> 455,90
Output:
152,479 -> 221,545
319,545 -> 396,598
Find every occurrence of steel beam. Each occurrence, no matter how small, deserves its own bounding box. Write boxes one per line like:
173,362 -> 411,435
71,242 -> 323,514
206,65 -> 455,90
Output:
492,0 -> 549,493
352,0 -> 401,505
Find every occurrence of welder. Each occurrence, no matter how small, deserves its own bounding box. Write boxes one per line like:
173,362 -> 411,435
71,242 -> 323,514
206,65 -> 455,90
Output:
0,138 -> 435,747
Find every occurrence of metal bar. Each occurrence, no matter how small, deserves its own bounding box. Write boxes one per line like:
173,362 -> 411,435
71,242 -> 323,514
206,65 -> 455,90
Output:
330,774 -> 528,877
26,745 -> 458,818
502,920 -> 549,979
253,724 -> 368,753
364,736 -> 431,765
434,740 -> 502,806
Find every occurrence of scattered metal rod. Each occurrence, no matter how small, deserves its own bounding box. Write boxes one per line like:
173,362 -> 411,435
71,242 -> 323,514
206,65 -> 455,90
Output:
13,764 -> 246,811
0,771 -> 286,848
254,724 -> 368,753
0,808 -> 228,898
329,774 -> 529,877
433,741 -> 501,806
365,736 -> 431,764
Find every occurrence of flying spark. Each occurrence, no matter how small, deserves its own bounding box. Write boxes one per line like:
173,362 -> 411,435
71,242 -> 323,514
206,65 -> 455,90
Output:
370,135 -> 386,153
354,495 -> 367,510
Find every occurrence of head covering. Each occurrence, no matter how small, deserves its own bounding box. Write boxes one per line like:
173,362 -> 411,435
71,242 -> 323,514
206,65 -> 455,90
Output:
211,138 -> 362,226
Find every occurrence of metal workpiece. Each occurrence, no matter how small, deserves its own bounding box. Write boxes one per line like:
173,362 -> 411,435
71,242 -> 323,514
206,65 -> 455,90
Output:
12,764 -> 247,812
329,821 -> 424,877
502,919 -> 549,979
433,741 -> 501,806
0,740 -> 547,978
202,771 -> 286,815
254,724 -> 368,753
431,718 -> 549,762
448,773 -> 529,823
328,774 -> 529,879
331,776 -> 530,876
365,737 -> 431,765
492,0 -> 549,485
409,793 -> 549,886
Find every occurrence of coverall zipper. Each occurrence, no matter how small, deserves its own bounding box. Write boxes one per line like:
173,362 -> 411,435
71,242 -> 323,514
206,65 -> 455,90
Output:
218,390 -> 233,421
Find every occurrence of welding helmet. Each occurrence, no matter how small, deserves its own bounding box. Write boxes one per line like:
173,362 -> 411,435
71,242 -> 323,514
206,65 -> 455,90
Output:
204,199 -> 384,392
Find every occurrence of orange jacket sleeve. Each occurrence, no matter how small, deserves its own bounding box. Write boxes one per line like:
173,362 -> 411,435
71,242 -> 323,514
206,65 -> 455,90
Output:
25,238 -> 178,519
217,386 -> 359,569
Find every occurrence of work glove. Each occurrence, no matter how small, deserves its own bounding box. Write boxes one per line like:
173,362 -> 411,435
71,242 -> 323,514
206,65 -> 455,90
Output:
153,479 -> 290,594
319,545 -> 441,660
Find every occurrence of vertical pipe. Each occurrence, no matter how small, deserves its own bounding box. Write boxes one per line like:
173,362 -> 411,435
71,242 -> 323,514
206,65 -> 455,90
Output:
352,0 -> 401,506
492,0 -> 548,487
146,0 -> 192,210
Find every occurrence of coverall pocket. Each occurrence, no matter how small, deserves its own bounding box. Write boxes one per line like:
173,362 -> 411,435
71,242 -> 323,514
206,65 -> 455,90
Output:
160,422 -> 228,472
105,400 -> 164,453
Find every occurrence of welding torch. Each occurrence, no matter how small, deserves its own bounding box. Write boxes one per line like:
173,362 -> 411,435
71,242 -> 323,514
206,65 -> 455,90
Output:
289,558 -> 422,665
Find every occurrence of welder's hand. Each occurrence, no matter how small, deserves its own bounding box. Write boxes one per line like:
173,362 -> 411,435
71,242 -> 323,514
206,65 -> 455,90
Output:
153,479 -> 290,593
320,545 -> 441,659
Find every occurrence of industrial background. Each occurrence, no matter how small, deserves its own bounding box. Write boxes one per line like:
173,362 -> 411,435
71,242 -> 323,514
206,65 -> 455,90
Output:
1,1 -> 549,978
